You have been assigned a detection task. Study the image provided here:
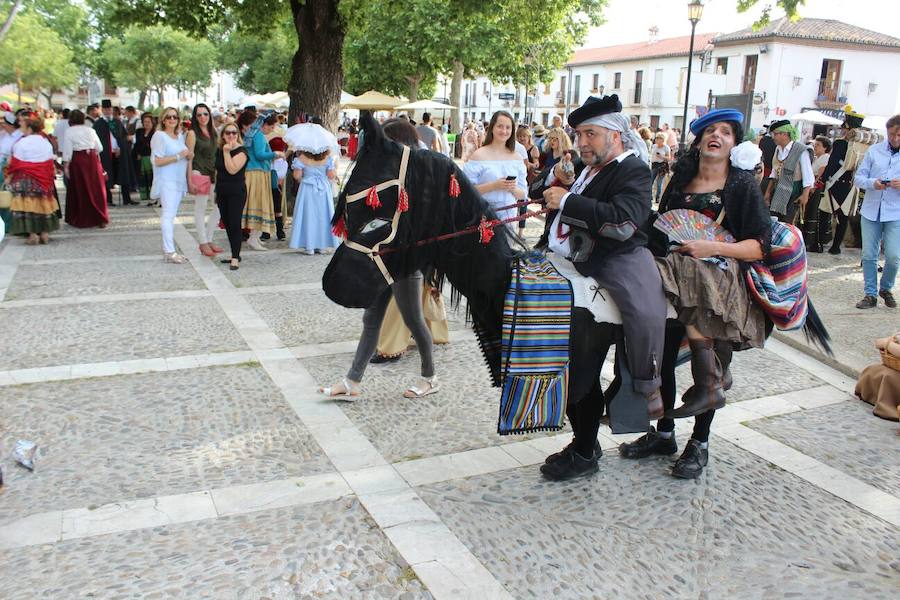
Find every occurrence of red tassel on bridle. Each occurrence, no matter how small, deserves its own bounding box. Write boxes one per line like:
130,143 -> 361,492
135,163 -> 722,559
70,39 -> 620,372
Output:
478,216 -> 497,245
332,216 -> 348,238
398,187 -> 409,212
365,186 -> 381,209
449,174 -> 461,198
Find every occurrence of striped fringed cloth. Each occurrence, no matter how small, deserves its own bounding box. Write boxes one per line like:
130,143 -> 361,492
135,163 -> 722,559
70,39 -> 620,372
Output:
744,221 -> 809,331
498,252 -> 573,435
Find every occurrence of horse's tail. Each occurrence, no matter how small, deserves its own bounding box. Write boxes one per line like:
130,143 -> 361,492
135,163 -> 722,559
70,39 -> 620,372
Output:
803,297 -> 833,357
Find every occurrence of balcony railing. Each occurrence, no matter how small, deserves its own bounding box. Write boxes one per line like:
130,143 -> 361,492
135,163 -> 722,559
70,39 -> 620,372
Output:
626,88 -> 644,106
646,87 -> 663,106
815,78 -> 850,108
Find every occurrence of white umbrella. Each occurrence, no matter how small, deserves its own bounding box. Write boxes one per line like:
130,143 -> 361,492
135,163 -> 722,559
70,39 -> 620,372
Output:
284,123 -> 340,156
394,99 -> 455,111
862,115 -> 888,131
789,110 -> 843,126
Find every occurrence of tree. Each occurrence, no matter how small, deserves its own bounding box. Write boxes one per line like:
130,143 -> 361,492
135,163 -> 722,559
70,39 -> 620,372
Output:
217,21 -> 295,94
0,0 -> 23,44
0,11 -> 76,105
737,0 -> 805,28
102,24 -> 216,108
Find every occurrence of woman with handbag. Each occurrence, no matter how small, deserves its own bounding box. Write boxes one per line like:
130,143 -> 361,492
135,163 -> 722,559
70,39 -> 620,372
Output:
186,103 -> 223,257
620,108 -> 772,479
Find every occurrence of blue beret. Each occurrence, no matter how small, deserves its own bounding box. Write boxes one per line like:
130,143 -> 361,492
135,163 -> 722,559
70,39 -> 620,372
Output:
690,108 -> 744,136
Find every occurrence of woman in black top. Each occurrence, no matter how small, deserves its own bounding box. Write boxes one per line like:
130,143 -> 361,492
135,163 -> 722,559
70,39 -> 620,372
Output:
132,112 -> 156,205
215,123 -> 249,270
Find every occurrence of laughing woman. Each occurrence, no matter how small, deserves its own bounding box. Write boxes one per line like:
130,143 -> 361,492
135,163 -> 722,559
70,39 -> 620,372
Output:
620,108 -> 771,479
6,114 -> 60,244
186,103 -> 222,257
151,107 -> 192,264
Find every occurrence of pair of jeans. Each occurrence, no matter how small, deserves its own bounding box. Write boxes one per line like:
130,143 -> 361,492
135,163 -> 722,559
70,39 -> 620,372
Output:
159,182 -> 184,254
193,188 -> 221,245
861,216 -> 900,297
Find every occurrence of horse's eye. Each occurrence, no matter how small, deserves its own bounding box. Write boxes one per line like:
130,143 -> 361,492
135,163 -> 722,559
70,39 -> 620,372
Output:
360,218 -> 391,234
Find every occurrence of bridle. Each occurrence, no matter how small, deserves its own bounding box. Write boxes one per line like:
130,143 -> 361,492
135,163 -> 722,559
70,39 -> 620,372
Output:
341,144 -> 411,285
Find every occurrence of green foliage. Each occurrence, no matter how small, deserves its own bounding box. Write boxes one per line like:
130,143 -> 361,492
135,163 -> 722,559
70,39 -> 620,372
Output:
343,0 -> 606,99
736,0 -> 805,28
102,24 -> 216,102
217,20 -> 295,93
0,11 -> 76,96
24,0 -> 97,74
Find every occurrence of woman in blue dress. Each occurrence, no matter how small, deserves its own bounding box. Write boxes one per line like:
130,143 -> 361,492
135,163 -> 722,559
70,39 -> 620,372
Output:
288,149 -> 338,254
462,110 -> 527,231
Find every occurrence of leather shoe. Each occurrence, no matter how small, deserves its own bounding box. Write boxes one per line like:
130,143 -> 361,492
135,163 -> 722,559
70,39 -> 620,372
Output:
879,290 -> 896,308
369,353 -> 402,364
539,449 -> 599,481
671,439 -> 708,479
856,295 -> 877,309
618,426 -> 677,459
544,438 -> 602,464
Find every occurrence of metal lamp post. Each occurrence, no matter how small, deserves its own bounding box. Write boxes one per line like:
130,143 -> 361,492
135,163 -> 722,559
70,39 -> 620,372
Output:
678,0 -> 704,156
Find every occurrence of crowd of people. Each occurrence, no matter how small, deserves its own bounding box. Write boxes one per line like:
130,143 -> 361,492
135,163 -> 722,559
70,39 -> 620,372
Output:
0,100 -> 342,268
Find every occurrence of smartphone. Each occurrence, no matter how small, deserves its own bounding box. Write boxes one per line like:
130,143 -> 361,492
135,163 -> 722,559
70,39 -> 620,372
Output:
880,179 -> 891,185
505,175 -> 517,180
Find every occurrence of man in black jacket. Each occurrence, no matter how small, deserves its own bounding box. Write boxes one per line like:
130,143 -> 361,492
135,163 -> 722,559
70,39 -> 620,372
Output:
538,95 -> 667,481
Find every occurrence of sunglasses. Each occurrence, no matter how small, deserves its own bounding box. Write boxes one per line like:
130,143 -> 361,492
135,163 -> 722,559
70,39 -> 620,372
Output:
196,112 -> 209,117
223,131 -> 238,136
164,115 -> 178,120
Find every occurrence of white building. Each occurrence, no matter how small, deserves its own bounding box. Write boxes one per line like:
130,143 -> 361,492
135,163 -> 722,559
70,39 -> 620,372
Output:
458,31 -> 719,131
708,18 -> 900,130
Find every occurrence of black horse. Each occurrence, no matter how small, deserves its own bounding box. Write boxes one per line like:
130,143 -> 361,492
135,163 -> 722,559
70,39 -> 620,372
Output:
322,111 -> 516,386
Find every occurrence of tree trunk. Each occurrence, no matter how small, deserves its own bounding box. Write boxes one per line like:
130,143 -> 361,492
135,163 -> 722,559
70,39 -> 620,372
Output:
0,0 -> 23,45
157,88 -> 163,108
405,75 -> 421,104
288,0 -> 344,130
41,90 -> 53,108
449,60 -> 464,133
138,90 -> 147,110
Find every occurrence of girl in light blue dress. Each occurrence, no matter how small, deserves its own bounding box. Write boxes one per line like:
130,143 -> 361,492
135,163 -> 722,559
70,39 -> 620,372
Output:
288,151 -> 338,254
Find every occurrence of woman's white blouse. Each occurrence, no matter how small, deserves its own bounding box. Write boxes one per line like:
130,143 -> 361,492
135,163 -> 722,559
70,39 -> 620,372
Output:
462,159 -> 527,222
62,125 -> 103,162
151,131 -> 188,192
11,134 -> 54,163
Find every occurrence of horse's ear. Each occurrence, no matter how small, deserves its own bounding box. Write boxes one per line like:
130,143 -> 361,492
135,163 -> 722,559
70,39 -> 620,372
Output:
359,110 -> 385,148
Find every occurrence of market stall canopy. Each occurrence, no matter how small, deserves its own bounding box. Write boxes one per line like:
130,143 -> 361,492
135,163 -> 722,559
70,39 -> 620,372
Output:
341,90 -> 406,110
340,90 -> 357,105
789,110 -> 843,126
394,99 -> 455,111
862,115 -> 888,131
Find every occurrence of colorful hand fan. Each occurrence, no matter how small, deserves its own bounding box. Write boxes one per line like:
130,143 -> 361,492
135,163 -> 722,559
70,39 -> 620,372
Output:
653,208 -> 736,244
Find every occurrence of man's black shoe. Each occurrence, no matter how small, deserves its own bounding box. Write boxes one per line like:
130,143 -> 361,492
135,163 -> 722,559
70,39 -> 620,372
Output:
260,232 -> 271,241
369,353 -> 401,364
618,426 -> 678,459
544,438 -> 602,464
671,439 -> 708,479
856,295 -> 877,309
879,290 -> 896,308
827,246 -> 841,255
539,449 -> 598,481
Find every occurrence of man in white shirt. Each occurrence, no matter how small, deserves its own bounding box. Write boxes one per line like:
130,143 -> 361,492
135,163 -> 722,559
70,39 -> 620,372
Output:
764,119 -> 813,223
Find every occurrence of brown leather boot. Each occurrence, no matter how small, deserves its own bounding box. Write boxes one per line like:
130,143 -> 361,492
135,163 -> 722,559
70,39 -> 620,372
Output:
667,339 -> 726,418
715,340 -> 734,391
645,388 -> 664,420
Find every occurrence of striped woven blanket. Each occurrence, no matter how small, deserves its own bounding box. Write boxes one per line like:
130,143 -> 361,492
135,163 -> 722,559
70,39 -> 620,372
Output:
744,221 -> 809,331
498,252 -> 573,435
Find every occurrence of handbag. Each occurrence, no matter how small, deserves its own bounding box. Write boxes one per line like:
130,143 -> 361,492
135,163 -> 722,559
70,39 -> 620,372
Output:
190,171 -> 212,195
0,190 -> 11,209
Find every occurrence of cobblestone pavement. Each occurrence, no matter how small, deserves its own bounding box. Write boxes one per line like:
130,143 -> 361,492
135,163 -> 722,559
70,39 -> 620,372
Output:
0,176 -> 897,599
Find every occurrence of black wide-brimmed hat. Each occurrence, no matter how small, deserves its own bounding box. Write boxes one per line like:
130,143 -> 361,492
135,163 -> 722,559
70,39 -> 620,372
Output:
101,99 -> 112,109
568,94 -> 623,128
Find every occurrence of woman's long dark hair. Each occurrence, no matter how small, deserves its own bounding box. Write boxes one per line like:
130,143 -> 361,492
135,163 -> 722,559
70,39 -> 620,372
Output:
482,110 -> 516,152
190,103 -> 217,141
382,118 -> 419,147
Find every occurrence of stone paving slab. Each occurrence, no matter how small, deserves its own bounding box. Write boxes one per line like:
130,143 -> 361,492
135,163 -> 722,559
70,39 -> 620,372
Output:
0,498 -> 433,599
217,250 -> 334,287
0,365 -> 333,524
747,400 -> 900,497
780,250 -> 890,373
19,233 -> 165,261
4,259 -> 206,300
0,297 -> 247,370
302,339 -> 567,463
248,289 -> 469,349
416,442 -> 900,600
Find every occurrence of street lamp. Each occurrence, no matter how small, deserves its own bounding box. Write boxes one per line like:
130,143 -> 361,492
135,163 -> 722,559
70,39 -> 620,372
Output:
678,0 -> 704,156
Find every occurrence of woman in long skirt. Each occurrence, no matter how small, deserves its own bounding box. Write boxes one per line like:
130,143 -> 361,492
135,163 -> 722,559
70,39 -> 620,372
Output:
288,149 -> 338,254
7,114 -> 59,243
62,109 -> 108,228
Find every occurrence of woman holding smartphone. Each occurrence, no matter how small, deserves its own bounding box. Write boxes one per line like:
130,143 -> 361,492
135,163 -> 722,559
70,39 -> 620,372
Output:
462,110 -> 527,230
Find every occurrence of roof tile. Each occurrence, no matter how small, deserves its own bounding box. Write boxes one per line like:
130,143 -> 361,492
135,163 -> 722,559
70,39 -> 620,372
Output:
568,33 -> 718,66
713,17 -> 900,48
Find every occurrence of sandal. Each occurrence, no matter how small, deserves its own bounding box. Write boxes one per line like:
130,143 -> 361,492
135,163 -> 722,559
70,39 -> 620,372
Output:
319,377 -> 361,400
403,376 -> 439,399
